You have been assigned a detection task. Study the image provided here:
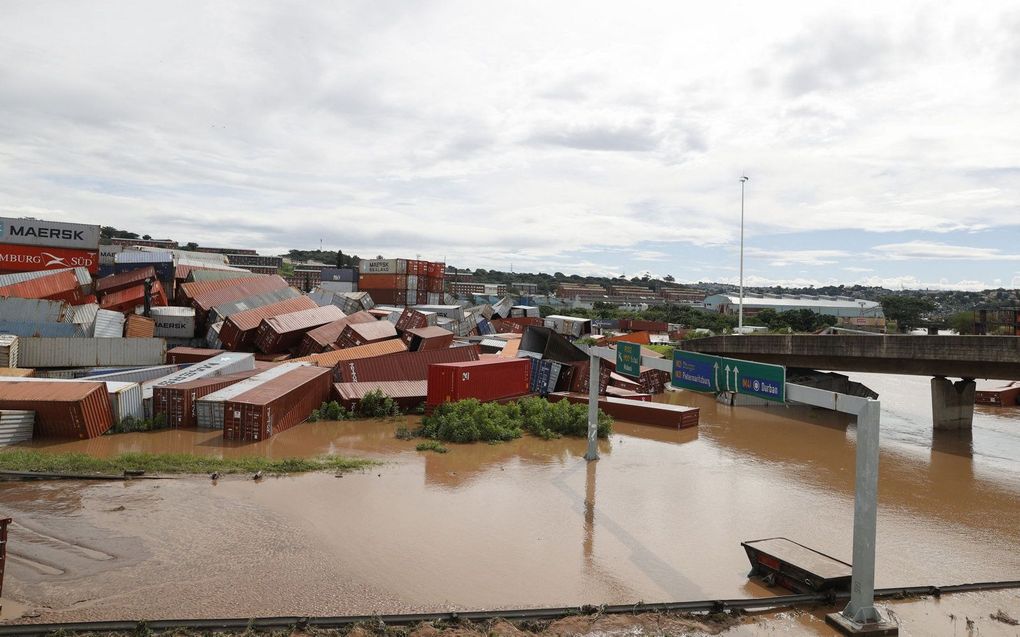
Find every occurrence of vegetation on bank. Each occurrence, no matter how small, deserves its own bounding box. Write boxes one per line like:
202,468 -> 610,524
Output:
0,450 -> 374,475
308,393 -> 402,422
399,397 -> 612,445
109,414 -> 169,434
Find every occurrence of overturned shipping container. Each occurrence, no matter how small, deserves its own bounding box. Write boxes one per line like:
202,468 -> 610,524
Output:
0,381 -> 114,438
222,366 -> 332,441
254,305 -> 346,354
195,362 -> 309,429
16,338 -> 166,368
217,295 -> 317,351
152,369 -> 262,427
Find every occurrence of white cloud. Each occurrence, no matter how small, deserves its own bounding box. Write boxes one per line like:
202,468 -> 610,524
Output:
871,241 -> 1020,261
744,248 -> 851,266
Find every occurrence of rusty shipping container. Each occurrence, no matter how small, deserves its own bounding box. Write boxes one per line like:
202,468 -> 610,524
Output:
207,287 -> 302,325
218,295 -> 317,351
290,338 -> 407,367
222,366 -> 332,441
395,308 -> 429,332
124,314 -> 156,338
0,381 -> 113,438
334,345 -> 479,383
333,379 -> 427,412
361,289 -> 408,306
178,274 -> 268,305
254,305 -> 346,354
100,280 -> 168,313
401,325 -> 455,351
296,311 -> 377,356
152,369 -> 262,427
166,346 -> 226,364
426,357 -> 532,407
358,273 -> 407,290
190,275 -> 290,320
335,320 -> 398,349
95,266 -> 156,295
0,270 -> 83,304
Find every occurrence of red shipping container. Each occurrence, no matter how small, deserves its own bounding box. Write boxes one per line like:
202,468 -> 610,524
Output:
335,346 -> 479,383
95,266 -> 156,294
426,277 -> 444,293
395,308 -> 428,332
152,369 -> 262,427
254,305 -> 346,354
0,244 -> 98,274
0,381 -> 113,438
179,274 -> 268,305
426,357 -> 532,407
222,366 -> 332,441
358,273 -> 407,290
100,279 -> 168,313
218,295 -> 317,350
190,276 -> 290,316
297,311 -> 377,356
166,346 -> 227,364
401,325 -> 455,351
0,270 -> 83,304
365,289 -> 408,305
335,321 -> 398,349
415,289 -> 427,304
427,262 -> 445,278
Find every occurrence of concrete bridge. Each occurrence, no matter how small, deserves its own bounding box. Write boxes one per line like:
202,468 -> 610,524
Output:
680,335 -> 1020,430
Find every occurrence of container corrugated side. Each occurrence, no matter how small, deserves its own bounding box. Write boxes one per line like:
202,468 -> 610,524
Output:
88,364 -> 186,383
0,381 -> 113,438
3,378 -> 147,424
93,309 -> 126,338
166,346 -> 226,364
297,311 -> 377,356
254,305 -> 346,354
333,380 -> 427,412
218,295 -> 317,350
95,266 -> 156,294
0,409 -> 34,445
0,298 -> 73,324
140,353 -> 256,400
207,287 -> 301,324
335,321 -> 398,349
152,369 -> 262,427
222,366 -> 331,440
194,362 -> 308,428
0,321 -> 85,338
17,338 -> 166,368
426,357 -> 532,406
0,270 -> 82,303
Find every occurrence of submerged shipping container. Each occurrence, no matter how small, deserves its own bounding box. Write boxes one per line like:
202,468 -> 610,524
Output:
222,366 -> 332,441
0,335 -> 18,367
426,357 -> 531,407
0,377 -> 143,423
152,368 -> 262,427
333,380 -> 427,412
0,270 -> 83,304
0,381 -> 113,438
289,339 -> 407,368
194,362 -> 309,429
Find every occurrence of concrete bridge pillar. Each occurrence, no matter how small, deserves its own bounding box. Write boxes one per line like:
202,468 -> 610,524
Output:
930,377 -> 976,430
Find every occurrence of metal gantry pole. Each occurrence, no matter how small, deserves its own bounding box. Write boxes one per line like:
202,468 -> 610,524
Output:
738,175 -> 748,330
585,351 -> 600,461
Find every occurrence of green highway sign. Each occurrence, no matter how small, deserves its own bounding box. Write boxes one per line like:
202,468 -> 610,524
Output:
616,341 -> 642,379
671,350 -> 786,403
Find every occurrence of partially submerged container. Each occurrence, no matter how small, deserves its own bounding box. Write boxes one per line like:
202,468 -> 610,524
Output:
195,362 -> 309,429
17,338 -> 166,368
426,358 -> 532,407
222,366 -> 332,441
0,381 -> 114,438
100,280 -> 168,313
333,380 -> 427,412
87,364 -> 186,384
152,369 -> 262,427
0,409 -> 34,445
0,377 -> 144,423
254,305 -> 346,354
334,346 -> 479,383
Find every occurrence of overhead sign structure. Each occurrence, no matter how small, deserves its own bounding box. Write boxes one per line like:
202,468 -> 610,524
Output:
615,341 -> 642,379
672,350 -> 786,403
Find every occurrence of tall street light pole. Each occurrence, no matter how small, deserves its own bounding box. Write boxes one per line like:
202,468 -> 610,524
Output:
739,175 -> 749,330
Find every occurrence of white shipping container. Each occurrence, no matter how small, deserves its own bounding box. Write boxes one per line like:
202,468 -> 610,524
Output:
0,217 -> 101,250
205,321 -> 223,349
16,338 -> 166,368
88,364 -> 187,383
0,409 -> 34,445
194,362 -> 308,428
94,310 -> 126,338
149,306 -> 196,339
406,275 -> 418,290
362,258 -> 407,274
70,303 -> 99,334
411,305 -> 465,320
141,352 -> 256,401
316,281 -> 356,294
100,244 -> 124,264
0,334 -> 19,367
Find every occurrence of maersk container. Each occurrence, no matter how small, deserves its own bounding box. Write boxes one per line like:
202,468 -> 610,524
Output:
152,368 -> 262,427
0,216 -> 101,250
16,338 -> 166,368
361,258 -> 406,275
93,309 -> 126,338
166,346 -> 226,364
99,244 -> 123,264
149,306 -> 197,339
426,357 -> 532,407
195,362 -> 308,429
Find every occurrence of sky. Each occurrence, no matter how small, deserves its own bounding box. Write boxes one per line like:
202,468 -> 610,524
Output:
1,1 -> 1019,291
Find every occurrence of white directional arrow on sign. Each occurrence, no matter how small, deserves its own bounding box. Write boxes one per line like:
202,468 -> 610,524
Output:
732,366 -> 740,393
724,364 -> 731,391
713,362 -> 720,391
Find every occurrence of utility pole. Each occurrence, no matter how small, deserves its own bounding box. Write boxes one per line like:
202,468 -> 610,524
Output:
739,175 -> 749,330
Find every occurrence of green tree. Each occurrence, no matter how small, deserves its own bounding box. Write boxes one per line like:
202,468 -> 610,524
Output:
880,296 -> 936,332
185,242 -> 199,250
948,311 -> 975,335
336,250 -> 344,268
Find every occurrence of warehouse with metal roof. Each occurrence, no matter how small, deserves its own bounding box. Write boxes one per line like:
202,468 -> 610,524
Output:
703,293 -> 884,319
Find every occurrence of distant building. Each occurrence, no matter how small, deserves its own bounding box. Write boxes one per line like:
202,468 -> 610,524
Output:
704,293 -> 884,319
450,281 -> 507,296
110,237 -> 178,249
556,283 -> 606,301
512,282 -> 538,295
660,287 -> 705,303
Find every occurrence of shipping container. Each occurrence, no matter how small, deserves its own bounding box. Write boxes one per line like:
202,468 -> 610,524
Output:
318,268 -> 356,282
195,362 -> 309,429
218,295 -> 317,350
335,346 -> 479,383
0,335 -> 17,368
88,364 -> 186,384
207,287 -> 301,324
290,338 -> 407,367
400,325 -> 455,351
315,281 -> 356,294
335,320 -> 398,349
152,368 -> 262,427
395,308 -> 429,332
297,311 -> 377,356
166,346 -> 226,364
185,269 -> 261,283
95,267 -> 156,295
222,366 -> 332,440
148,306 -> 197,338
114,251 -> 175,283
0,377 -> 144,423
124,314 -> 155,338
0,270 -> 83,304
0,321 -> 84,338
0,297 -> 73,324
93,309 -> 126,337
70,303 -> 99,334
412,305 -> 465,320
0,381 -> 113,438
361,289 -> 407,306
254,305 -> 346,354
190,275 -> 291,319
0,267 -> 92,294
225,254 -> 283,268
0,409 -> 34,445
427,262 -> 445,279
178,275 -> 268,305
0,217 -> 101,250
100,280 -> 168,313
362,258 -> 407,274
333,380 -> 427,412
358,273 -> 408,290
17,337 -> 165,368
426,357 -> 531,407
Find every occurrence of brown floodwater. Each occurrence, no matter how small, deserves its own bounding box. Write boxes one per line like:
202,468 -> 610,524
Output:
2,372 -> 1019,635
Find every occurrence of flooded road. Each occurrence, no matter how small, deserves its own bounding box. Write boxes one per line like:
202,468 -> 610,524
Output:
2,373 -> 1019,634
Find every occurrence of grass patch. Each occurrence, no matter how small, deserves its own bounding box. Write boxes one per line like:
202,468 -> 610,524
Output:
415,440 -> 449,454
0,449 -> 376,476
415,397 -> 612,444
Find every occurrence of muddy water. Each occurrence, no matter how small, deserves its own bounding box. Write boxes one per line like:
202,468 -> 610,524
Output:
2,373 -> 1019,634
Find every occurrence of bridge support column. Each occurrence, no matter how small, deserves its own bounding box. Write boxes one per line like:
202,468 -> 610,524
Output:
930,377 -> 975,430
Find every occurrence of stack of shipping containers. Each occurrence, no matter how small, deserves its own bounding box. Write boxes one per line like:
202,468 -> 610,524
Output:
357,258 -> 444,306
0,217 -> 100,282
